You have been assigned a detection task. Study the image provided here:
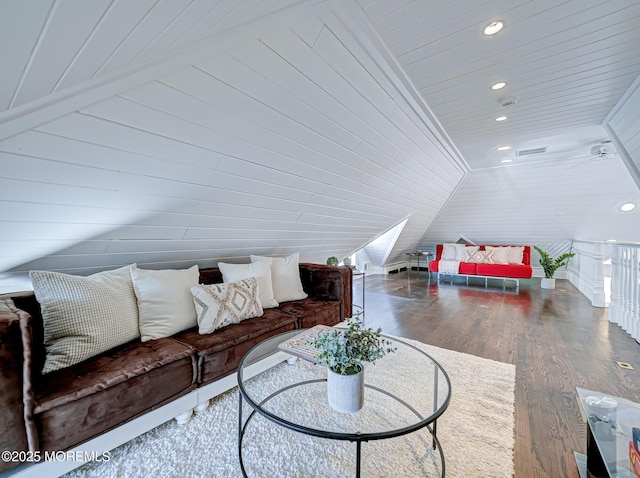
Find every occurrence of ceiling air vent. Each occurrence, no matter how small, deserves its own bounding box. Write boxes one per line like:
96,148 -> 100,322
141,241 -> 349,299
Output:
516,147 -> 546,157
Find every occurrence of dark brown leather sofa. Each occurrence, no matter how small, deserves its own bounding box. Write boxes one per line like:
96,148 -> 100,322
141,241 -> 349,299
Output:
0,263 -> 352,476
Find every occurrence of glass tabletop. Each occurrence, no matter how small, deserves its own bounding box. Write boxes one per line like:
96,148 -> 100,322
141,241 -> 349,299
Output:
576,387 -> 640,477
237,328 -> 451,441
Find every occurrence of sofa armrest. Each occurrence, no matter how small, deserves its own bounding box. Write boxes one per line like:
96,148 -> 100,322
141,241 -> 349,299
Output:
0,299 -> 37,470
298,263 -> 353,321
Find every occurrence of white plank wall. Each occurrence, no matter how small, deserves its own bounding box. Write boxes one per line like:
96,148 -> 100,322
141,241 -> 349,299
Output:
0,4 -> 465,290
605,75 -> 640,189
420,156 -> 640,256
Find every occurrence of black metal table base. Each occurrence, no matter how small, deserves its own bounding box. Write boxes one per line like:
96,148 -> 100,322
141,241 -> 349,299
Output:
238,381 -> 446,478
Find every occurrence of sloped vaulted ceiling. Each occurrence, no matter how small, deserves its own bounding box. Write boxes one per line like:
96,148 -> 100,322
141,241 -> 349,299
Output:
0,0 -> 466,290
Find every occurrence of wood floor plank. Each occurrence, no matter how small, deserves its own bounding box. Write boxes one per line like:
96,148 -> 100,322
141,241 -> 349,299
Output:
356,271 -> 640,478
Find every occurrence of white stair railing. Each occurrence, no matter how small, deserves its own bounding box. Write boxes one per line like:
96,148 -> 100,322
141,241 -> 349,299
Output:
609,244 -> 640,341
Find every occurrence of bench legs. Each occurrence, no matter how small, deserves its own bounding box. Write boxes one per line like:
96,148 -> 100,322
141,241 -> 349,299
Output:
436,272 -> 520,289
195,399 -> 210,414
175,409 -> 193,425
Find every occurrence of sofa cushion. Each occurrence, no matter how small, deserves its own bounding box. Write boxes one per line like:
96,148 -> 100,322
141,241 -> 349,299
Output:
459,262 -> 478,275
279,298 -> 341,328
218,261 -> 278,309
476,263 -> 533,279
33,338 -> 195,451
250,253 -> 308,303
191,278 -> 263,334
33,338 -> 195,414
132,265 -> 200,342
30,265 -> 140,374
173,309 -> 296,384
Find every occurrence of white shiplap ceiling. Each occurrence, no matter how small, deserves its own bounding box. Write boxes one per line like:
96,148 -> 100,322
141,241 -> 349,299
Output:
360,0 -> 640,170
359,0 -> 640,249
0,0 -> 639,292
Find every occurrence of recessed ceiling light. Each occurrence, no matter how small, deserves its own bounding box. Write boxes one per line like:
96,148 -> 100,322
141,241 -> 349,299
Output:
500,158 -> 512,163
497,145 -> 511,151
495,116 -> 508,122
620,202 -> 637,212
491,82 -> 507,90
484,20 -> 506,35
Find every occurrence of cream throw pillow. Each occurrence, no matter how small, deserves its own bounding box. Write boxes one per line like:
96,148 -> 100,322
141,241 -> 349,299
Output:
30,265 -> 140,374
508,246 -> 525,264
441,244 -> 458,260
131,265 -> 200,342
486,246 -> 511,265
192,278 -> 263,334
218,261 -> 278,308
250,253 -> 307,303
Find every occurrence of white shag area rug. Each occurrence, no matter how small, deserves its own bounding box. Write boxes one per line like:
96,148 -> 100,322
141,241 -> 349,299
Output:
64,337 -> 515,477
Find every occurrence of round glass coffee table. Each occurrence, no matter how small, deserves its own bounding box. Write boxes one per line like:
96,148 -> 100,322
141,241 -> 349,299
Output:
237,329 -> 451,477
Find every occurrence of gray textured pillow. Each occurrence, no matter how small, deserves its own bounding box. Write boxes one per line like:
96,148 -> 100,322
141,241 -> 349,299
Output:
30,265 -> 140,374
191,278 -> 263,334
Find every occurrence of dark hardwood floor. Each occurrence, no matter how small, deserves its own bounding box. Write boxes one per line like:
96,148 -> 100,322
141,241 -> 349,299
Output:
354,270 -> 640,478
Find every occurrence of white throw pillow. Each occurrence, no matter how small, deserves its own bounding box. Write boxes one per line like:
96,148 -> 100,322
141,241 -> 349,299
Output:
191,278 -> 263,334
250,253 -> 307,303
131,265 -> 200,342
218,260 -> 278,308
486,246 -> 511,265
508,246 -> 525,264
441,244 -> 458,260
30,265 -> 140,374
454,244 -> 468,262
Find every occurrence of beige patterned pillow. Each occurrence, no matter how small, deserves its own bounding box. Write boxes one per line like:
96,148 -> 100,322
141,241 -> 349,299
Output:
467,250 -> 494,264
463,246 -> 479,261
218,261 -> 278,308
30,265 -> 140,374
192,278 -> 263,334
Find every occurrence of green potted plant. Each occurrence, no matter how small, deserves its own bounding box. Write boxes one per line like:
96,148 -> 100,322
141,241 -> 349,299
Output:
309,313 -> 395,413
326,256 -> 339,266
533,246 -> 575,289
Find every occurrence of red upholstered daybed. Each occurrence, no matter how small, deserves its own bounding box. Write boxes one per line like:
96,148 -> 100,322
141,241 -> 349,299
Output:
429,244 -> 532,288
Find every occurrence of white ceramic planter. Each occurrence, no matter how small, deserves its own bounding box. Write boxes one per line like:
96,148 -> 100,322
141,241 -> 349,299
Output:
327,364 -> 364,413
541,278 -> 556,289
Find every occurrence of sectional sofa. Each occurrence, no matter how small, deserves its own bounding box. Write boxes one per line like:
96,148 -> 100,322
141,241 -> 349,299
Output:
0,261 -> 351,477
429,244 -> 532,288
